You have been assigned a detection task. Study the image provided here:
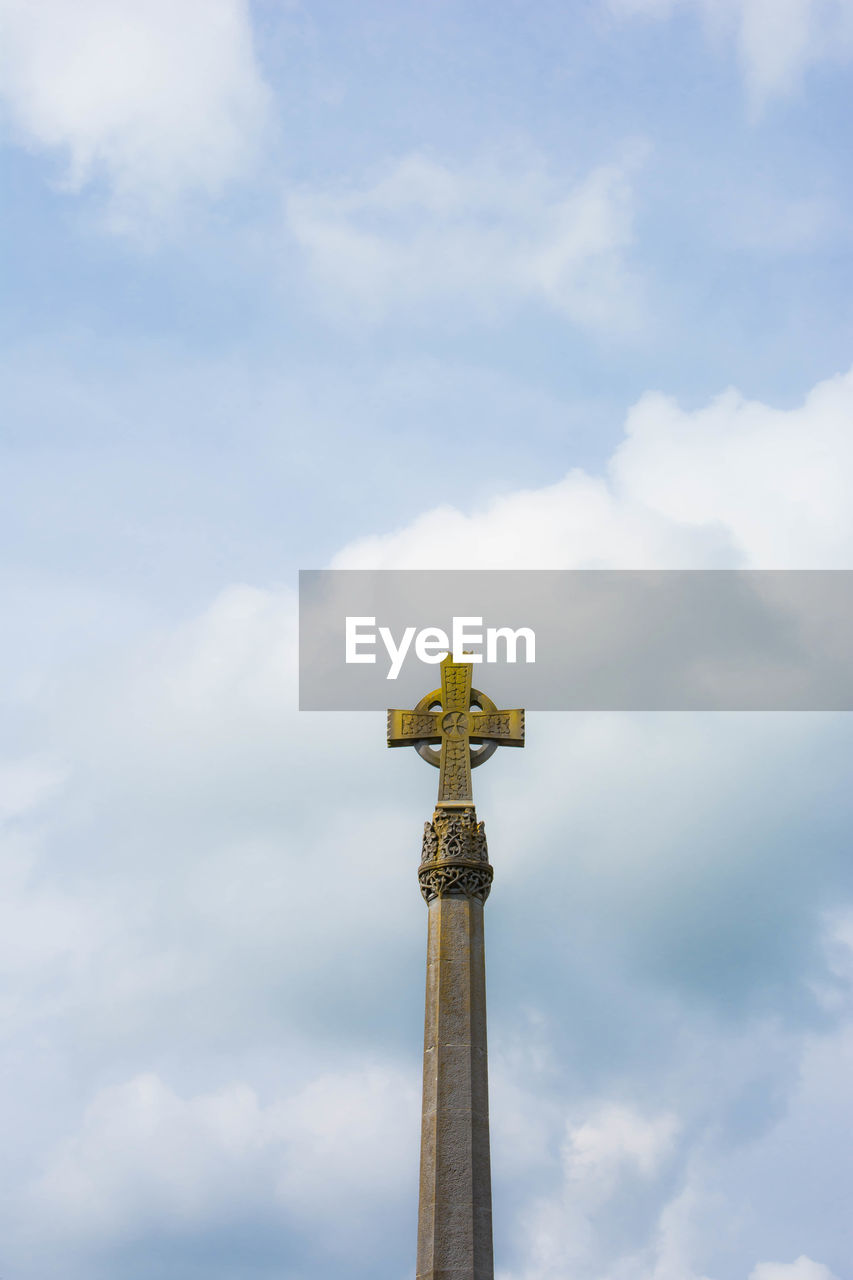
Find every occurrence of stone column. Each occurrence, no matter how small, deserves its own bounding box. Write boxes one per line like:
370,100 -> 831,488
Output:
416,807 -> 494,1280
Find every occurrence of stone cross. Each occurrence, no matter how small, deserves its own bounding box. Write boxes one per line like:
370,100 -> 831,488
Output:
388,653 -> 525,1280
387,653 -> 524,804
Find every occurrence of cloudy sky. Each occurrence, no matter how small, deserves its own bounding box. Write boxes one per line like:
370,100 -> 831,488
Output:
2,2 -> 853,1278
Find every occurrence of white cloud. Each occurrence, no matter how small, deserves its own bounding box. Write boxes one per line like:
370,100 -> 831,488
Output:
605,0 -> 853,104
31,1062 -> 418,1244
0,0 -> 271,227
286,149 -> 644,329
566,1105 -> 679,1187
331,470 -> 733,569
814,908 -> 853,1011
751,1259 -> 841,1280
334,366 -> 853,570
646,1183 -> 717,1280
498,988 -> 853,1280
33,1073 -> 268,1237
612,371 -> 853,567
271,1064 -> 420,1228
0,754 -> 65,823
0,756 -> 104,1008
504,1104 -> 680,1280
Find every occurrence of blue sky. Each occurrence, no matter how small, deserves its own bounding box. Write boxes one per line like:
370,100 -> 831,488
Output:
2,3 -> 853,1279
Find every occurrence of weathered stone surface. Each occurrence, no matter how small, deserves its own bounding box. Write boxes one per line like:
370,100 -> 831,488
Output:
417,889 -> 493,1280
390,658 -> 523,1279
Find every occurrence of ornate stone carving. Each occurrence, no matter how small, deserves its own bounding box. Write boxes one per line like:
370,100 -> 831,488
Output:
442,663 -> 469,705
421,810 -> 488,865
472,712 -> 511,736
401,711 -> 439,738
419,861 -> 493,903
440,737 -> 471,802
419,809 -> 493,902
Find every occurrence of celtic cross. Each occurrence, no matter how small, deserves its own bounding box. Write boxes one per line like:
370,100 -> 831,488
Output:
387,653 -> 525,804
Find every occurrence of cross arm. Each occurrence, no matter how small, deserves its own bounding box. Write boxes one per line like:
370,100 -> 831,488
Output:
387,709 -> 442,747
469,709 -> 525,747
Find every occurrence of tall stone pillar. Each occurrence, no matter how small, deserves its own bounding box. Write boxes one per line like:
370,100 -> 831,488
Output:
388,653 -> 523,1277
416,806 -> 494,1280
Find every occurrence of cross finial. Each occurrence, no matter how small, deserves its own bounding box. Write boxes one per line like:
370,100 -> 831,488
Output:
387,653 -> 525,805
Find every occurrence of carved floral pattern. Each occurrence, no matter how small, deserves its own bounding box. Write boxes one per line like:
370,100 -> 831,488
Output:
472,713 -> 511,736
439,738 -> 471,801
400,712 -> 439,737
419,862 -> 493,903
443,665 -> 470,707
419,810 -> 492,901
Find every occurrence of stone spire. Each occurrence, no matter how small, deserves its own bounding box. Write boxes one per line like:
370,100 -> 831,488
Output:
389,655 -> 524,1280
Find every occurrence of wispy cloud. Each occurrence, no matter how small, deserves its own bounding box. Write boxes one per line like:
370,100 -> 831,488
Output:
605,0 -> 853,106
751,1259 -> 841,1280
286,149 -> 645,330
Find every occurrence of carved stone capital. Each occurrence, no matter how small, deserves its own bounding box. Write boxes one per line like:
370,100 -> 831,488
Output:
421,809 -> 489,866
418,861 -> 494,903
419,809 -> 493,903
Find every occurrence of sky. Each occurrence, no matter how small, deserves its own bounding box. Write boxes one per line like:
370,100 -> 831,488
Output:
1,2 -> 853,1278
